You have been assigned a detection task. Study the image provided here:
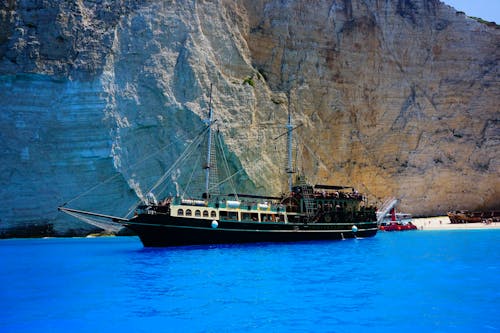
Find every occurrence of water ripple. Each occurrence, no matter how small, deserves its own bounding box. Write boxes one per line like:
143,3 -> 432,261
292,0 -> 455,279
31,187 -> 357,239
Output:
1,231 -> 499,332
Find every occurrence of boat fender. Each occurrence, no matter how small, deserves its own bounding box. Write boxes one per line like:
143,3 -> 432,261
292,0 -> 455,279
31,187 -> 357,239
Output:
258,203 -> 269,210
211,220 -> 219,229
227,200 -> 241,208
351,225 -> 358,233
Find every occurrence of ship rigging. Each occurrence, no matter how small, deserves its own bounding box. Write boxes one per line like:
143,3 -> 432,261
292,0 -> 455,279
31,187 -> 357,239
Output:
59,87 -> 394,246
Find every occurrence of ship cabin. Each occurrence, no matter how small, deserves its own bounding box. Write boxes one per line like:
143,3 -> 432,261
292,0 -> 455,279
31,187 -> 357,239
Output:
287,184 -> 363,212
165,195 -> 290,223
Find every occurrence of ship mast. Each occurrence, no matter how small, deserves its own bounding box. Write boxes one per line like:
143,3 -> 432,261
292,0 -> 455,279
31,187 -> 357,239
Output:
286,100 -> 294,192
204,85 -> 214,197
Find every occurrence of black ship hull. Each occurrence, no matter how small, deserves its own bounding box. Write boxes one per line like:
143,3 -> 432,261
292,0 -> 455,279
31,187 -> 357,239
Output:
124,214 -> 378,247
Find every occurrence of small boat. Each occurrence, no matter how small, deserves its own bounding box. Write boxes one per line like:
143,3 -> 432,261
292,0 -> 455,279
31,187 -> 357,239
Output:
60,89 -> 393,247
378,208 -> 417,232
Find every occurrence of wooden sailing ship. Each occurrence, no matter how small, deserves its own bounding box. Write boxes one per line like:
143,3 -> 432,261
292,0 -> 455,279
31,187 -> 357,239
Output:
447,210 -> 500,224
60,90 -> 392,247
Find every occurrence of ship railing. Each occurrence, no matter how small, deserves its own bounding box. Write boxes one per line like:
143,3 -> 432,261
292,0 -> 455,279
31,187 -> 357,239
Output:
172,196 -> 282,213
217,201 -> 281,213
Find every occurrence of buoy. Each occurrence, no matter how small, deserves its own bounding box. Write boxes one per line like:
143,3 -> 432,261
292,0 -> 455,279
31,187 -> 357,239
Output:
211,220 -> 218,229
352,225 -> 358,233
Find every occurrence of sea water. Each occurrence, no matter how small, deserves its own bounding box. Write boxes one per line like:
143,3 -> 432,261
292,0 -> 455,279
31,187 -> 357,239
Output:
1,230 -> 499,333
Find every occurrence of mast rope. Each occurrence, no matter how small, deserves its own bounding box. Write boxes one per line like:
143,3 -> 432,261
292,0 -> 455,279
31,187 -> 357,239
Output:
216,133 -> 239,198
125,198 -> 143,218
124,126 -> 210,217
145,131 -> 208,202
147,126 -> 209,196
181,150 -> 203,198
63,209 -> 123,232
63,171 -> 123,207
209,168 -> 245,193
63,123 -> 207,207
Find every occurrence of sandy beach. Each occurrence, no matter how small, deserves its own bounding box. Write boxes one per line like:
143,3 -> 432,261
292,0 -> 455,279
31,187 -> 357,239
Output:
411,216 -> 500,231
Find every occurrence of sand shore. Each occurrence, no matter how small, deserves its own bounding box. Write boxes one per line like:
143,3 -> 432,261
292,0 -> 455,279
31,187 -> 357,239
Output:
411,216 -> 500,231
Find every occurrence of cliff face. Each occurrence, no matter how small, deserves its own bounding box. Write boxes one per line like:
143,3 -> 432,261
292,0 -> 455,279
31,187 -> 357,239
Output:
238,0 -> 500,214
0,0 -> 498,235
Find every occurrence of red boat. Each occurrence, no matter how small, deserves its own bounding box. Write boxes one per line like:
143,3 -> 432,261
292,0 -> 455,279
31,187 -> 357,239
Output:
380,222 -> 417,231
379,208 -> 417,231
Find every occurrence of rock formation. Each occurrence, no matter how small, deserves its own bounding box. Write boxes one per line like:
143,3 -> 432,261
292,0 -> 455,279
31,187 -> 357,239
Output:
0,0 -> 498,236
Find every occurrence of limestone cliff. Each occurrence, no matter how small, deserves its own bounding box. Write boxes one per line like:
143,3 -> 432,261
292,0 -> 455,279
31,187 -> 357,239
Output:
0,0 -> 498,236
237,0 -> 500,214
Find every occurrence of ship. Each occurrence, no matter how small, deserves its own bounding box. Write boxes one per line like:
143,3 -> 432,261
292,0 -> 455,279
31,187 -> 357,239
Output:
447,210 -> 500,224
60,89 -> 394,247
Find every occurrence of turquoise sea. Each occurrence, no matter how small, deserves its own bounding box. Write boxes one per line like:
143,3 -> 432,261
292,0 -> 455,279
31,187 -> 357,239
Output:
1,230 -> 499,332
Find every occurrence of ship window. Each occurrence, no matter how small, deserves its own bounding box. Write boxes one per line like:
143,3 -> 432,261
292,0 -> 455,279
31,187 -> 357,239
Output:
195,210 -> 201,217
203,210 -> 209,217
242,213 -> 258,222
262,214 -> 274,222
186,209 -> 192,216
177,209 -> 184,216
220,211 -> 237,221
210,211 -> 217,218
